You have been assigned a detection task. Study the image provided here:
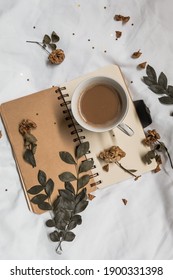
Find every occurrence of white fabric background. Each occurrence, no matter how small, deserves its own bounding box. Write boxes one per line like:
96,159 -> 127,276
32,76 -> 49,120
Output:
0,0 -> 173,260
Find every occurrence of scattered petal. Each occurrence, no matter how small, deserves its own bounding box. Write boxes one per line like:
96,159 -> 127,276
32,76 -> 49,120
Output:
88,193 -> 96,200
115,31 -> 122,39
0,130 -> 2,138
102,164 -> 109,172
132,50 -> 142,58
138,62 -> 147,69
122,199 -> 128,205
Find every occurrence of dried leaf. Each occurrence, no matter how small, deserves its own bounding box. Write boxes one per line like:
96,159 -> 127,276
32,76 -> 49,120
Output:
31,194 -> 48,204
43,34 -> 51,44
149,84 -> 165,94
159,96 -> 173,104
115,31 -> 122,39
158,72 -> 167,90
64,231 -> 75,242
71,214 -> 82,225
102,164 -> 109,172
138,62 -> 147,69
27,184 -> 43,195
65,181 -> 75,194
67,220 -> 77,230
59,151 -> 76,164
49,230 -> 60,242
75,141 -> 89,159
38,201 -> 52,210
78,160 -> 94,173
46,219 -> 55,227
59,172 -> 77,182
77,174 -> 90,190
132,50 -> 142,58
75,188 -> 87,204
75,199 -> 89,214
51,31 -> 60,42
59,189 -> 74,201
167,85 -> 173,97
38,170 -> 47,186
23,149 -> 36,168
122,198 -> 128,205
146,65 -> 157,82
48,43 -> 56,50
24,133 -> 37,144
55,208 -> 71,223
143,76 -> 155,86
45,178 -> 54,197
88,193 -> 95,200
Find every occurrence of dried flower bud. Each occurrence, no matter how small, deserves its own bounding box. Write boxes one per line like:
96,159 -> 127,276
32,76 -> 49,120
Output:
132,50 -> 142,58
48,49 -> 65,64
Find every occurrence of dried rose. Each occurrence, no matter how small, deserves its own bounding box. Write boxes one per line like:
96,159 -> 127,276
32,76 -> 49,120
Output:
48,49 -> 65,64
19,119 -> 37,136
99,146 -> 126,163
143,129 -> 160,146
132,50 -> 142,58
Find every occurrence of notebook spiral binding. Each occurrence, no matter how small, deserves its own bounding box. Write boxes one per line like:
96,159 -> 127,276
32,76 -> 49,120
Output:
55,86 -> 102,188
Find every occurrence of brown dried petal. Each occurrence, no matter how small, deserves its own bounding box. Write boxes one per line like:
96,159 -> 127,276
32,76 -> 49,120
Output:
132,50 -> 142,58
114,14 -> 123,21
102,164 -> 109,172
122,16 -> 130,23
122,198 -> 128,205
48,49 -> 65,64
115,31 -> 122,39
0,130 -> 2,138
138,62 -> 147,69
88,194 -> 96,200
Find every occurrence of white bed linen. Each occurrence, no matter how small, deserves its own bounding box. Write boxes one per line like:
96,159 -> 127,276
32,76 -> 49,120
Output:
0,0 -> 173,260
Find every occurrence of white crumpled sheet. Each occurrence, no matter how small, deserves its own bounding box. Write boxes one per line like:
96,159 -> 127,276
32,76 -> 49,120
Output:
0,0 -> 173,260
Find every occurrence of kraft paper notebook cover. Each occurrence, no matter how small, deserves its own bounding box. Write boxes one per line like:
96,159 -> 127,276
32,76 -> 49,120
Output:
0,64 -> 156,214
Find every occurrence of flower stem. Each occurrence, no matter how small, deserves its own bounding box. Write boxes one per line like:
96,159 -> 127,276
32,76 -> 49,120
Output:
115,161 -> 139,179
26,40 -> 50,54
158,141 -> 173,169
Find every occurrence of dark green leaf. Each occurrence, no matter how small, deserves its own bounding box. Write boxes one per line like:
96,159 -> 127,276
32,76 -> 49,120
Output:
144,150 -> 156,164
46,219 -> 55,227
23,149 -> 36,167
75,188 -> 87,204
64,231 -> 75,242
77,175 -> 90,191
31,194 -> 48,204
65,182 -> 75,194
27,184 -> 43,195
149,84 -> 165,94
78,160 -> 94,173
38,202 -> 52,211
43,34 -> 51,44
75,142 -> 89,159
143,76 -> 156,86
167,85 -> 173,97
51,31 -> 60,42
55,221 -> 67,230
128,169 -> 137,173
59,151 -> 76,164
45,178 -> 54,197
159,96 -> 173,104
146,65 -> 157,82
24,133 -> 37,144
55,208 -> 71,223
71,214 -> 82,225
158,72 -> 167,90
59,172 -> 76,182
38,170 -> 47,186
75,200 -> 89,214
59,189 -> 74,201
49,43 -> 56,50
49,230 -> 60,242
67,220 -> 77,230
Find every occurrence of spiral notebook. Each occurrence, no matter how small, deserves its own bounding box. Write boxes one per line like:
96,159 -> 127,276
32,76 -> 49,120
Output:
0,64 -> 156,214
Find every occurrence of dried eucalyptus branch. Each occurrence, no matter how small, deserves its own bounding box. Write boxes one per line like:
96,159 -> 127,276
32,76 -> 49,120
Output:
27,141 -> 94,254
143,129 -> 173,172
143,65 -> 173,105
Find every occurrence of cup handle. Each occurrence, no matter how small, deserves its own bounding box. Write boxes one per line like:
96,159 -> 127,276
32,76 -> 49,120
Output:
117,122 -> 134,136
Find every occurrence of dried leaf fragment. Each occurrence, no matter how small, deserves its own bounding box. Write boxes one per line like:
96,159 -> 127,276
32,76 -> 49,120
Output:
122,198 -> 128,205
132,50 -> 142,58
115,31 -> 122,39
138,62 -> 147,69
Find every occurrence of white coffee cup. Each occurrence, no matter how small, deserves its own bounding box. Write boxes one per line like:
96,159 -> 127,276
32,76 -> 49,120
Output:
71,76 -> 134,136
